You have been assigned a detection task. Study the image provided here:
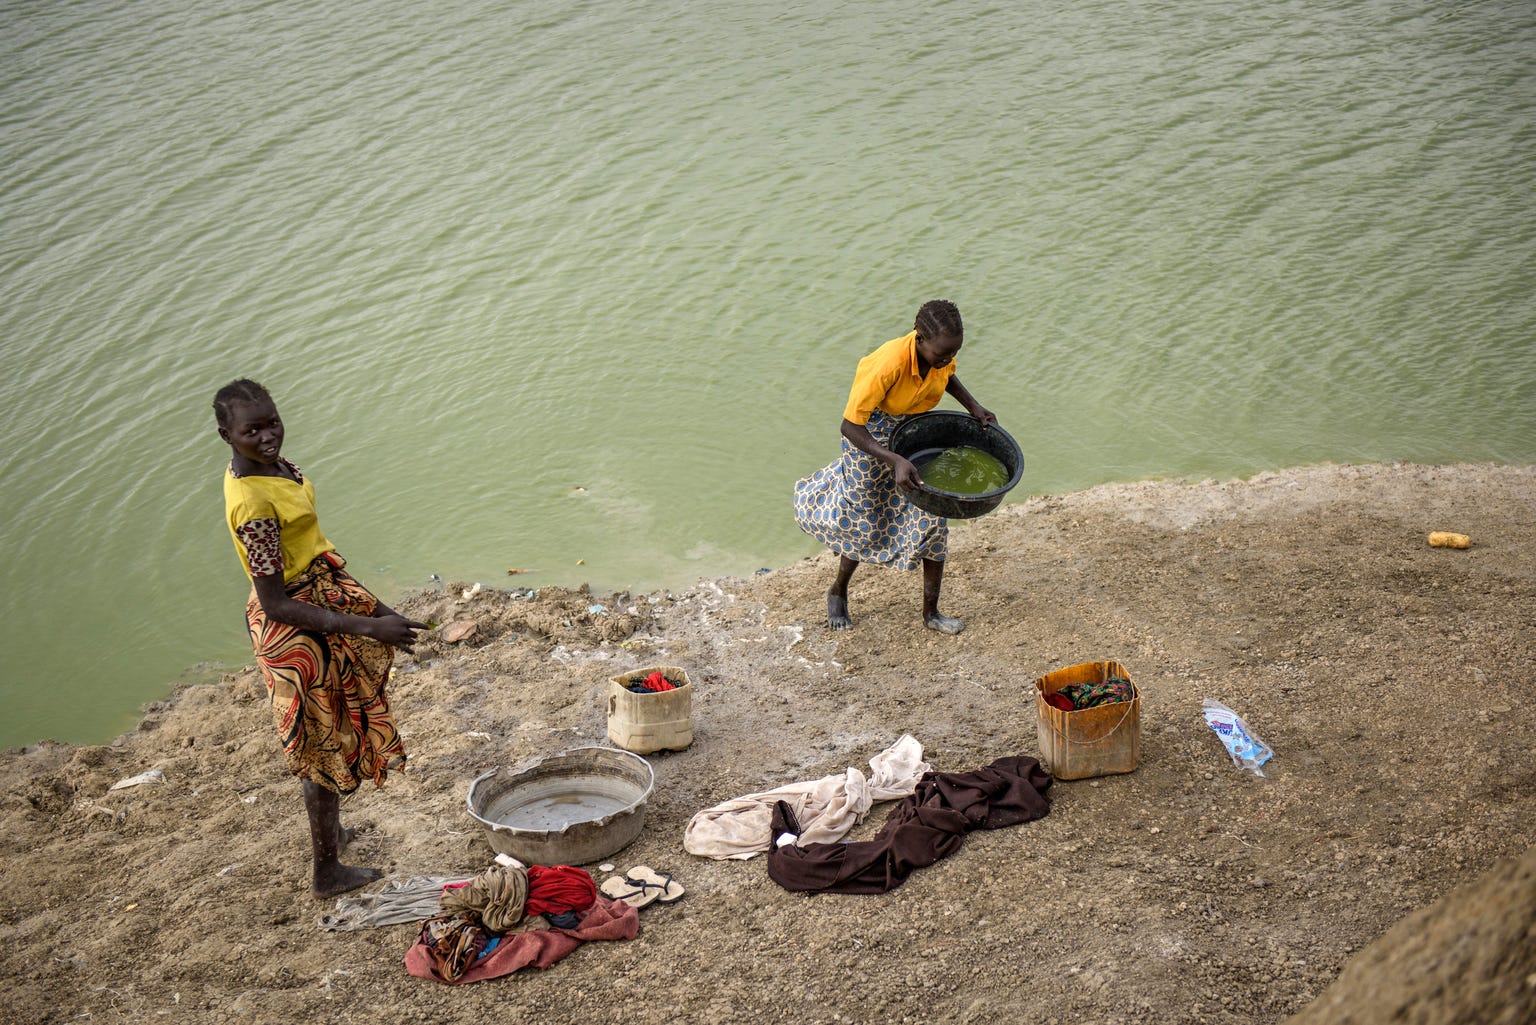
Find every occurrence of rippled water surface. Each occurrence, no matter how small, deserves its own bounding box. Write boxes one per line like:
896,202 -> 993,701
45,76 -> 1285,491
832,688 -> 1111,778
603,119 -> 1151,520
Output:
2,0 -> 1533,747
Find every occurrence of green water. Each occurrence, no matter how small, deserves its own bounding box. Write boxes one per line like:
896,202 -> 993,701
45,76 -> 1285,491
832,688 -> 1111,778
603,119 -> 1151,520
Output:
920,448 -> 1012,495
1,0 -> 1534,748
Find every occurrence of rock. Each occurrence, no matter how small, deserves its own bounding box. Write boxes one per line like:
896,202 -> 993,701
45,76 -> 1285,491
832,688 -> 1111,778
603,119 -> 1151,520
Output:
109,769 -> 166,790
1282,844 -> 1536,1025
442,620 -> 478,644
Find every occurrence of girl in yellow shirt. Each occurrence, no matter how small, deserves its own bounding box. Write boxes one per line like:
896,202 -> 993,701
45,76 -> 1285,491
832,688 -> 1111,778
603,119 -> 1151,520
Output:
215,378 -> 426,898
793,300 -> 996,634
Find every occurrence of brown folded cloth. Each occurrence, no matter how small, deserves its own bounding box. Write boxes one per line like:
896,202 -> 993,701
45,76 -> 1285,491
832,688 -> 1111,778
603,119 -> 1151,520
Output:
438,864 -> 529,933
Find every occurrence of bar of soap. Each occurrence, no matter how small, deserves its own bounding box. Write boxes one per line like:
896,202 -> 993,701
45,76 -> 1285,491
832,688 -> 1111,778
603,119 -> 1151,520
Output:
1427,531 -> 1471,548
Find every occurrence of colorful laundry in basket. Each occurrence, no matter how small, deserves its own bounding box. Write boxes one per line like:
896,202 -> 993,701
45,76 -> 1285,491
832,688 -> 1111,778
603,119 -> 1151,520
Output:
1059,676 -> 1134,710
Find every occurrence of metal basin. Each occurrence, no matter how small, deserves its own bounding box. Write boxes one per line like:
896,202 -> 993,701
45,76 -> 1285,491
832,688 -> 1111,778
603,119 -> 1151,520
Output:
889,410 -> 1025,519
465,746 -> 654,866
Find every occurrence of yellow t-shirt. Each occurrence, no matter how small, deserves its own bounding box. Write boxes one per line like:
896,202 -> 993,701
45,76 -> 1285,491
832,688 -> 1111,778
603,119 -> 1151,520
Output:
841,330 -> 957,425
223,462 -> 336,583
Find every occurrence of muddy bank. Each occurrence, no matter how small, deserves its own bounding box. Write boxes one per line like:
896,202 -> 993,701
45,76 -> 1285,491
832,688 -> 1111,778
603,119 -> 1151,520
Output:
2,462 -> 1533,1024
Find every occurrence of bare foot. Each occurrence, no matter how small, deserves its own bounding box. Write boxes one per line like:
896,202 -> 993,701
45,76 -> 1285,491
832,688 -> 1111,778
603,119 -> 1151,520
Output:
925,613 -> 965,635
312,863 -> 382,899
827,592 -> 852,630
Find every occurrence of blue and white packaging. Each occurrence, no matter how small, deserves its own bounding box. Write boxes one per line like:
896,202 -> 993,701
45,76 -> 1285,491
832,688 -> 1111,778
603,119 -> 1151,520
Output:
1201,699 -> 1273,776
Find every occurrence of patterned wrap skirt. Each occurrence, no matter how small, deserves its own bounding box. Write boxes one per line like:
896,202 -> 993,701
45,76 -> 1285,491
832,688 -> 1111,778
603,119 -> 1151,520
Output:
245,551 -> 405,795
792,409 -> 947,570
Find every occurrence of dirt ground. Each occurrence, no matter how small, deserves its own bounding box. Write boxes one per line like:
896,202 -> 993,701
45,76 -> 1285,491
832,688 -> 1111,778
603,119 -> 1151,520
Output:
3,462 -> 1534,1025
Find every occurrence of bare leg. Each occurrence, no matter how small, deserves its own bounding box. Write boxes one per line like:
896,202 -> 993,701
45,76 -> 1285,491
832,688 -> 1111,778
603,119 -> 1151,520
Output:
303,780 -> 381,898
827,555 -> 858,630
922,558 -> 964,634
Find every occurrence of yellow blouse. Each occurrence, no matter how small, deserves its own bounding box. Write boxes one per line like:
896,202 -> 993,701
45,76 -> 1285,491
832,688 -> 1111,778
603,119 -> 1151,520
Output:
841,330 -> 957,425
223,462 -> 336,583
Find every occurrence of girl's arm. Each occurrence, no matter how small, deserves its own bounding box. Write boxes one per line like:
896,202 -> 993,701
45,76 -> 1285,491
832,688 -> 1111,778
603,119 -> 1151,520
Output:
946,375 -> 996,428
251,573 -> 426,650
841,418 -> 924,491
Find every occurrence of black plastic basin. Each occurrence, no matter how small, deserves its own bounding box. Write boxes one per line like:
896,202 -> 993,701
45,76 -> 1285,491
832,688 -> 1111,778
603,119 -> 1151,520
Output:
889,411 -> 1024,519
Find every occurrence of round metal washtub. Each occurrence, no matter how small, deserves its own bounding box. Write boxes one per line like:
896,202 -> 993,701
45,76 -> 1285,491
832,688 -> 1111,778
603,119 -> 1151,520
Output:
889,410 -> 1025,519
465,746 -> 654,866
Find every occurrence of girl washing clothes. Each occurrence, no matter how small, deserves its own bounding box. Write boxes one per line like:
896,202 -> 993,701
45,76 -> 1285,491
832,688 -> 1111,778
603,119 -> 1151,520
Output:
793,300 -> 996,634
214,379 -> 426,897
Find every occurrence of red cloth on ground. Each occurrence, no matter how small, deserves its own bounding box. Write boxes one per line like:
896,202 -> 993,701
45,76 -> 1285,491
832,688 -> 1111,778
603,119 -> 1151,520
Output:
523,865 -> 597,916
404,895 -> 638,984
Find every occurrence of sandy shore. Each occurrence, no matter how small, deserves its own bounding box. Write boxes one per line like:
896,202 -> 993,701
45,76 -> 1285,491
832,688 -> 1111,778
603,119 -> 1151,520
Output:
3,462 -> 1533,1024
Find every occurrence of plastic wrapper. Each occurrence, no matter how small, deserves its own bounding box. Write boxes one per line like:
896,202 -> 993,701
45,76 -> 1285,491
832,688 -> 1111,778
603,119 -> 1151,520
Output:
1201,699 -> 1273,776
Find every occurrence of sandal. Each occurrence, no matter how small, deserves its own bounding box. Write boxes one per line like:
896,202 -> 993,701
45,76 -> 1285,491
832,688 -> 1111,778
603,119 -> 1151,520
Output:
625,865 -> 685,904
599,874 -> 659,909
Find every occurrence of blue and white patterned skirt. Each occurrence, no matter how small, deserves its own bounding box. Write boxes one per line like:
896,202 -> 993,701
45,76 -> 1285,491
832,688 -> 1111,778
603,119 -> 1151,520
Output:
792,409 -> 947,570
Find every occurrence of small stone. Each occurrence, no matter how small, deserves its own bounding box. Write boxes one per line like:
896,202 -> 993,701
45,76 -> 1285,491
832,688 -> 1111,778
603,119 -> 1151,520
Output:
442,620 -> 478,644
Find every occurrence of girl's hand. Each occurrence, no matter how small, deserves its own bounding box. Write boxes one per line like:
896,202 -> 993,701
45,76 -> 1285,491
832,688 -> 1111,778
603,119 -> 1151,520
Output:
893,456 -> 924,492
969,405 -> 997,429
371,614 -> 428,651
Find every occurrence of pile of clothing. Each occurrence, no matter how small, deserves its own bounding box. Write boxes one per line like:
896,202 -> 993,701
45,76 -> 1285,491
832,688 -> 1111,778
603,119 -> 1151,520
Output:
766,753 -> 1053,894
684,734 -> 930,860
404,863 -> 637,984
683,736 -> 1053,896
1043,675 -> 1135,712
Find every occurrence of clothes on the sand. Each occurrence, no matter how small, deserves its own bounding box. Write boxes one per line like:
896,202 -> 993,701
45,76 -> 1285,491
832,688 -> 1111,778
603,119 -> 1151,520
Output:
246,551 -> 405,794
434,863 -> 598,934
319,875 -> 475,931
1061,677 -> 1135,709
766,754 -> 1053,894
523,865 -> 598,917
684,735 -> 930,860
420,912 -> 490,981
404,896 -> 639,985
842,330 -> 957,425
223,458 -> 336,583
793,409 -> 948,569
439,865 -> 529,933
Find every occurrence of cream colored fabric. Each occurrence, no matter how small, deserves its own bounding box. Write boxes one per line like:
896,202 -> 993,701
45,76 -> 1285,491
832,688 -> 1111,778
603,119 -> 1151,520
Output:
439,863 -> 530,933
683,735 -> 929,860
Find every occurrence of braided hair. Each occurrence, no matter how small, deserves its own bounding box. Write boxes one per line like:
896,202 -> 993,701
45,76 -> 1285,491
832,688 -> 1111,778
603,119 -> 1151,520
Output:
213,378 -> 272,428
914,300 -> 962,342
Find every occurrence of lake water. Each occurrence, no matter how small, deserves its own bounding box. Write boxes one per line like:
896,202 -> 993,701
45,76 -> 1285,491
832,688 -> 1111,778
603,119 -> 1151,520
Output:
2,0 -> 1533,749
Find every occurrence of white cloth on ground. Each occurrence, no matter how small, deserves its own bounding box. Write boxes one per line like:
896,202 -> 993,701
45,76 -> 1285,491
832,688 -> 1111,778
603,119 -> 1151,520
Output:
683,735 -> 929,860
